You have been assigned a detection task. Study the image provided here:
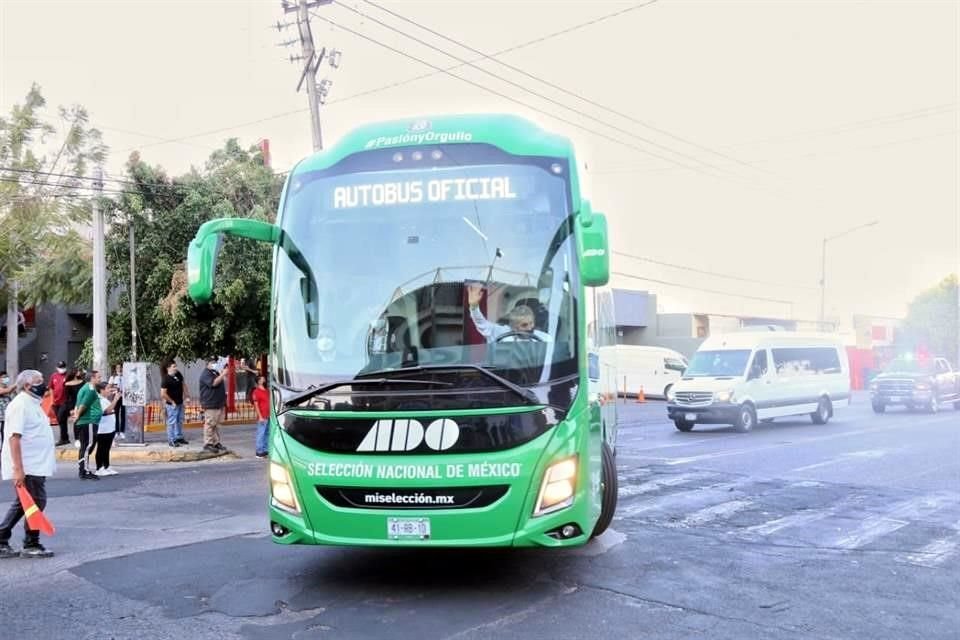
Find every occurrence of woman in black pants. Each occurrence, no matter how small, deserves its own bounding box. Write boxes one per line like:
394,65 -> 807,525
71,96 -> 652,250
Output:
62,370 -> 85,447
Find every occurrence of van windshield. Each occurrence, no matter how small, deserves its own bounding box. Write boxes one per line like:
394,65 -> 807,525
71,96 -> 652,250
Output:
684,350 -> 751,377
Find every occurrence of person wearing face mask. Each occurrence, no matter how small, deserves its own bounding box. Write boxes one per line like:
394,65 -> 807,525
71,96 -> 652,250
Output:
198,357 -> 229,454
0,371 -> 16,462
71,370 -> 103,480
0,370 -> 56,558
466,284 -> 552,343
49,361 -> 69,446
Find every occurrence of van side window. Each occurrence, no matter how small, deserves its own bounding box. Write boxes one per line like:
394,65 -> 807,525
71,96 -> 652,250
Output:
772,347 -> 841,376
749,350 -> 768,379
664,358 -> 686,373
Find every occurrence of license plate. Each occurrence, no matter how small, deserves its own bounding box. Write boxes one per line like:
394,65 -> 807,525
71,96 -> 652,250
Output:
685,413 -> 697,421
387,517 -> 431,540
888,396 -> 901,403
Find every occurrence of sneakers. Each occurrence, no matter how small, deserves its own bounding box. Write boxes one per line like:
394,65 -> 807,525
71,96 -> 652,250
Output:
214,443 -> 226,452
175,438 -> 189,445
96,468 -> 118,476
203,444 -> 219,454
55,439 -> 70,447
117,433 -> 126,440
74,440 -> 81,449
169,441 -> 181,448
20,544 -> 54,558
79,469 -> 99,480
0,543 -> 18,559
255,452 -> 269,459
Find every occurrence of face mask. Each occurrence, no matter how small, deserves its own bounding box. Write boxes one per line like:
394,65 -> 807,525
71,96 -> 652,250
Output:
28,383 -> 47,398
208,363 -> 217,370
1,377 -> 9,385
57,367 -> 66,374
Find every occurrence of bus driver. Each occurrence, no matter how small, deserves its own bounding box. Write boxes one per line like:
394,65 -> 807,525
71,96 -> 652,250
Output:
466,284 -> 551,342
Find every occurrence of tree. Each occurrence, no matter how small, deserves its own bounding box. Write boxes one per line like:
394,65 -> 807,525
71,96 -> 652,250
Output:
0,84 -> 107,376
104,139 -> 281,365
899,274 -> 959,363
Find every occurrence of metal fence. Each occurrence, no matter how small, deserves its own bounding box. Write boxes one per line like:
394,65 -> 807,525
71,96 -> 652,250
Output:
144,399 -> 260,430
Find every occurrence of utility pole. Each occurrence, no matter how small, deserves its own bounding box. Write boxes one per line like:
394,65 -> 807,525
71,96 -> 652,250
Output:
91,167 -> 108,374
5,279 -> 19,378
279,0 -> 340,153
819,220 -> 879,328
129,215 -> 138,361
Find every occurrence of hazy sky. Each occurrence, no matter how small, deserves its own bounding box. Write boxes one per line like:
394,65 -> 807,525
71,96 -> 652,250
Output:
2,0 -> 957,325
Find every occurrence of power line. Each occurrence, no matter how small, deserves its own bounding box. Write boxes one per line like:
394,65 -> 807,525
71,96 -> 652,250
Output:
613,250 -> 818,291
611,271 -> 795,306
307,12 -> 725,176
114,3 -> 665,154
0,166 -> 183,193
329,1 -> 739,177
357,0 -> 766,178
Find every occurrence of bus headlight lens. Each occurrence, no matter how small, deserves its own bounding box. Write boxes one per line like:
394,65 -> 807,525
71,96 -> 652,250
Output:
270,462 -> 300,514
534,456 -> 577,516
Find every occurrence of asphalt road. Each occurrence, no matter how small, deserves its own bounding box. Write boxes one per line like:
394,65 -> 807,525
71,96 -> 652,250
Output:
1,395 -> 957,640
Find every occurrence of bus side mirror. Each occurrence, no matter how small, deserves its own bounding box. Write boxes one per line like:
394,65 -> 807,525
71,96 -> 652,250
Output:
579,212 -> 610,287
187,218 -> 281,304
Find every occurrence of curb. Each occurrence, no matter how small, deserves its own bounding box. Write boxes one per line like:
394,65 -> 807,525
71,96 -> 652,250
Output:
55,445 -> 241,464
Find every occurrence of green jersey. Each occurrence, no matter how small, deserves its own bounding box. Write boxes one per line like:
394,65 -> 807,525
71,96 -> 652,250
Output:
75,384 -> 103,426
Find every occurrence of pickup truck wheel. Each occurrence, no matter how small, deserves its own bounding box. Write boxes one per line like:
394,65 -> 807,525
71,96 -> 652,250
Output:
734,404 -> 756,433
674,419 -> 694,432
811,397 -> 831,425
872,401 -> 886,414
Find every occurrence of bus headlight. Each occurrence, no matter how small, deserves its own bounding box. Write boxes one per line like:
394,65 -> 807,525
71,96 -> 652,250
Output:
534,456 -> 577,516
270,462 -> 301,514
714,390 -> 735,403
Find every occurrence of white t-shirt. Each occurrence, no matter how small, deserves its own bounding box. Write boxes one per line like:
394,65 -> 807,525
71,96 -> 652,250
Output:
98,397 -> 116,435
109,374 -> 123,393
1,393 -> 56,479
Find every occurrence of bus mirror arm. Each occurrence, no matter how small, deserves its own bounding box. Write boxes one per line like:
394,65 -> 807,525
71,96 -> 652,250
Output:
187,219 -> 320,338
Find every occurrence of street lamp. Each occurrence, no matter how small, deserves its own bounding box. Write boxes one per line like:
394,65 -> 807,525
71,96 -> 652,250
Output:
819,220 -> 879,324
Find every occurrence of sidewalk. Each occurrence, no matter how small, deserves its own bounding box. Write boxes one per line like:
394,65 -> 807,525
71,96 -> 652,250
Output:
54,423 -> 261,464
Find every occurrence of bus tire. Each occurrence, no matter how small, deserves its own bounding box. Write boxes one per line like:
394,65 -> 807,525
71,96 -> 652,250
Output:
674,419 -> 694,432
811,397 -> 831,425
592,442 -> 618,538
734,404 -> 756,433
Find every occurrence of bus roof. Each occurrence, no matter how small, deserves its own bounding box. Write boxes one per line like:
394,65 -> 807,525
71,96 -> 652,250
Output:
698,332 -> 845,351
293,113 -> 581,204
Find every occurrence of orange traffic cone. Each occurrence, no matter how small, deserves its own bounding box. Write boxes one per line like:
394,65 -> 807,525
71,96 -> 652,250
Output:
16,485 -> 54,536
636,386 -> 646,403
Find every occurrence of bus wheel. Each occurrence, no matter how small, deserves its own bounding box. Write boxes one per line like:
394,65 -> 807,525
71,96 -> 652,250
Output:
674,419 -> 694,432
592,442 -> 618,538
811,397 -> 831,425
734,404 -> 756,433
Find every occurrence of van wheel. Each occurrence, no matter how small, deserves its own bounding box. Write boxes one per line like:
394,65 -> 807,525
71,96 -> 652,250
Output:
811,397 -> 831,425
734,404 -> 756,433
674,419 -> 694,432
592,442 -> 618,538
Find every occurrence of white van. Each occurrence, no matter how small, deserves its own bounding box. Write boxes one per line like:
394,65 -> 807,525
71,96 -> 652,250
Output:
666,332 -> 850,432
599,345 -> 688,399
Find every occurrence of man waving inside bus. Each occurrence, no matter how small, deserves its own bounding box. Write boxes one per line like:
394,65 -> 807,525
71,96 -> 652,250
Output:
466,283 -> 551,343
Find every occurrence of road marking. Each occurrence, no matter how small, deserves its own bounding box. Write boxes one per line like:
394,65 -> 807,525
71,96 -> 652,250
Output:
668,499 -> 753,527
619,472 -> 716,497
900,538 -> 959,568
898,519 -> 960,568
790,449 -> 889,472
617,478 -> 750,519
832,494 -> 956,550
746,507 -> 841,536
637,415 -> 960,466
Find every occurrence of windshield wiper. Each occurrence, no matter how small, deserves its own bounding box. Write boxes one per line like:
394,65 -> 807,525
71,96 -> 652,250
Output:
357,364 -> 542,407
281,377 -> 452,410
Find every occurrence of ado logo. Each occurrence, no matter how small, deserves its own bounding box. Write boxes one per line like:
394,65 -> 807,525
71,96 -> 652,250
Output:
357,418 -> 460,452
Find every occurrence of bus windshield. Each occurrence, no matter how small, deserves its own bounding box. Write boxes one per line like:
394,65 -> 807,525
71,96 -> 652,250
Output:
684,350 -> 752,378
272,145 -> 579,409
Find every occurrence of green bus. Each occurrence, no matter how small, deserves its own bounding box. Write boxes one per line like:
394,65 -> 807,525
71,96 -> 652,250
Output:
187,114 -> 619,547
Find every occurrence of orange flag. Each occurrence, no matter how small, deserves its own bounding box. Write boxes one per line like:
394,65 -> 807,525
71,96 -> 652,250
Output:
16,484 -> 55,536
